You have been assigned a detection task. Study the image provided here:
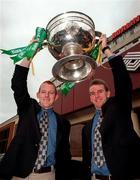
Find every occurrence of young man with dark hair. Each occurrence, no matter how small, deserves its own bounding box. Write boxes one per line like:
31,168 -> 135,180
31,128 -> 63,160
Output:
82,34 -> 140,180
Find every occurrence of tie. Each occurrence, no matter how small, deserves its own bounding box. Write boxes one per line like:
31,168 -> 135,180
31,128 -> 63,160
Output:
34,111 -> 48,170
93,111 -> 106,167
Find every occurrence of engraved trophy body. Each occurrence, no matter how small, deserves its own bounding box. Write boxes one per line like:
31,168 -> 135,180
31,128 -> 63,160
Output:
46,11 -> 99,83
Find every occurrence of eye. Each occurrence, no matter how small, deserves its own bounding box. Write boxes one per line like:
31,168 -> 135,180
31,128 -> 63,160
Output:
89,92 -> 95,96
49,91 -> 55,95
98,89 -> 105,93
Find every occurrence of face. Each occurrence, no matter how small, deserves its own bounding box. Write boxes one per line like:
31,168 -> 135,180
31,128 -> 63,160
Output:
37,82 -> 58,109
89,84 -> 110,109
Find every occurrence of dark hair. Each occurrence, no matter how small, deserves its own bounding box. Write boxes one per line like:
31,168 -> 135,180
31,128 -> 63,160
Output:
38,80 -> 57,94
89,79 -> 110,91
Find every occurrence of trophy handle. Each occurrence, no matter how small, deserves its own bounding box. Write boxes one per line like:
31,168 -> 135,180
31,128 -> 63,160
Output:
95,31 -> 109,42
95,31 -> 102,37
95,31 -> 101,44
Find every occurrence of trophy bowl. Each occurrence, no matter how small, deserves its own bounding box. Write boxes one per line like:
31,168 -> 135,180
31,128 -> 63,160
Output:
46,11 -> 98,83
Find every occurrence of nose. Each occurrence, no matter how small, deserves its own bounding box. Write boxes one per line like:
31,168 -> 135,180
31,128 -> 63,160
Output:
45,92 -> 49,97
94,92 -> 99,98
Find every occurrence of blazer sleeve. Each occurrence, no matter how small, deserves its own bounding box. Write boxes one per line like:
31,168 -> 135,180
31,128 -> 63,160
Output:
109,55 -> 132,110
11,65 -> 31,114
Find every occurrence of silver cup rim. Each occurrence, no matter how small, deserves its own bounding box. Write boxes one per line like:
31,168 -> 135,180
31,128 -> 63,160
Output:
46,11 -> 95,33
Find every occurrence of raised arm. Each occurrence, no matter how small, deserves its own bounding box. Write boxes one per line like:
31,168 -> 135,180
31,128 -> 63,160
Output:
11,58 -> 32,114
100,34 -> 132,109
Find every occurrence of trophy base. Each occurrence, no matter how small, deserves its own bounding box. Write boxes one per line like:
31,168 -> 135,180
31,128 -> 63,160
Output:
52,54 -> 97,83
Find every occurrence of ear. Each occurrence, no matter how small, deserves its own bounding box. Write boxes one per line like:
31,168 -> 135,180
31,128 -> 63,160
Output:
55,93 -> 59,101
36,92 -> 39,99
107,90 -> 111,98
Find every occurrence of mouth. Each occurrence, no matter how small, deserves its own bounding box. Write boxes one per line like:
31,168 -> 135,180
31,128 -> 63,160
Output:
95,99 -> 102,103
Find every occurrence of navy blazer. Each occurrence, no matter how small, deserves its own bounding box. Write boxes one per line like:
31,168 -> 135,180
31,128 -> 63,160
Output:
0,65 -> 71,180
82,56 -> 140,180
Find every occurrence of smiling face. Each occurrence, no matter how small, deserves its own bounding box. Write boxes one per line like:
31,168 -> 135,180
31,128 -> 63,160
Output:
89,81 -> 110,109
37,81 -> 58,109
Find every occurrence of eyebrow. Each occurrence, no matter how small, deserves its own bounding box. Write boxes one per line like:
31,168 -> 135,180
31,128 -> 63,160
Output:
89,89 -> 105,94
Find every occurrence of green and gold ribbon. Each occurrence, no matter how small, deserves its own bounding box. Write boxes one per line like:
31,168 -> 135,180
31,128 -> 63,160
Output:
0,27 -> 47,63
90,43 -> 102,65
59,82 -> 75,96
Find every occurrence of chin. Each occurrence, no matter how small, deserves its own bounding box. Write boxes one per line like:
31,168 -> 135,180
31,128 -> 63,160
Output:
42,104 -> 49,108
95,104 -> 102,109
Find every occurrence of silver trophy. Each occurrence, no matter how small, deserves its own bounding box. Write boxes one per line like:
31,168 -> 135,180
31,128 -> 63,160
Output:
46,11 -> 100,83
